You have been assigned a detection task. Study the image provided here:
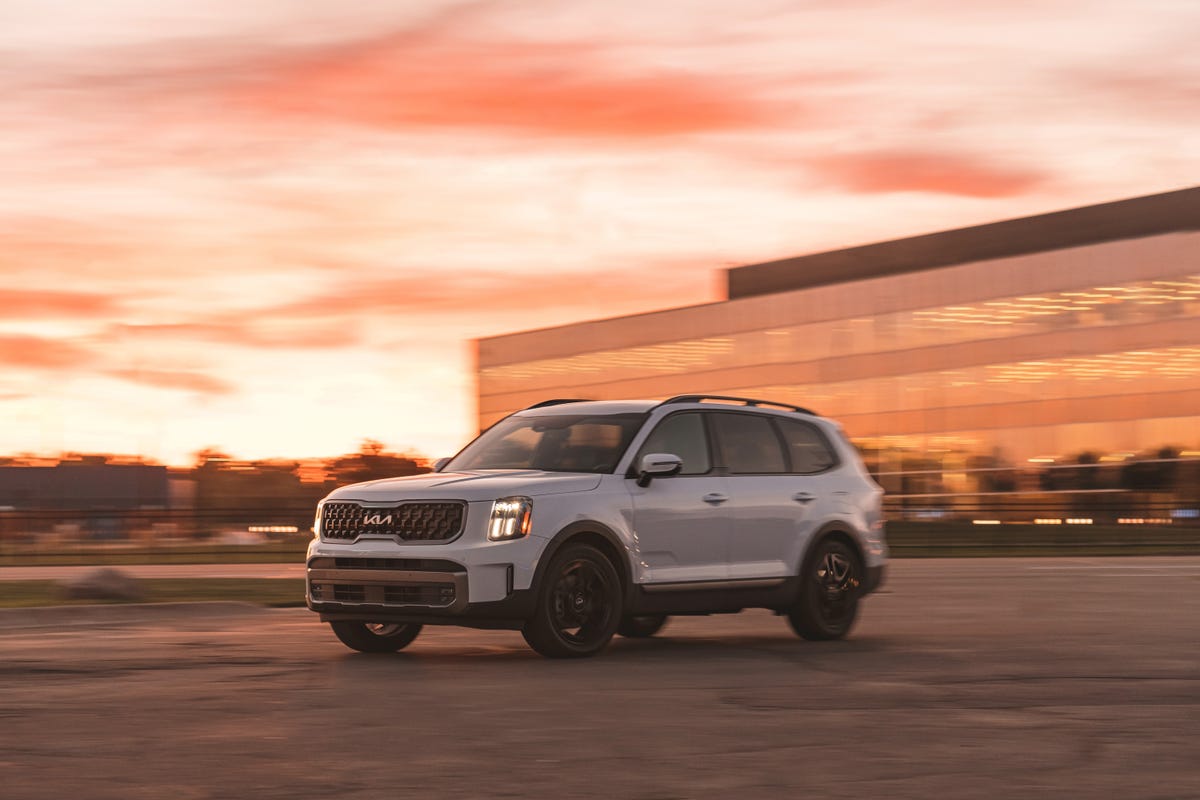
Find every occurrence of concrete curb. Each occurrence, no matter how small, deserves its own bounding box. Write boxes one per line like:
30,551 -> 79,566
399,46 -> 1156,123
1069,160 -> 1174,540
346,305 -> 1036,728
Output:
0,601 -> 276,630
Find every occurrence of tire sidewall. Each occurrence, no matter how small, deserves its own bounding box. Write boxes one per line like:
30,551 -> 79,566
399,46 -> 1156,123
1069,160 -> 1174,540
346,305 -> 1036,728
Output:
524,543 -> 623,658
792,536 -> 861,640
617,614 -> 668,638
330,620 -> 423,653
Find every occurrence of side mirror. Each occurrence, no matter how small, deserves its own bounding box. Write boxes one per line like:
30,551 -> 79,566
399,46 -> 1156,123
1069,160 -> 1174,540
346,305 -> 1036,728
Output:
637,453 -> 683,487
432,457 -> 451,472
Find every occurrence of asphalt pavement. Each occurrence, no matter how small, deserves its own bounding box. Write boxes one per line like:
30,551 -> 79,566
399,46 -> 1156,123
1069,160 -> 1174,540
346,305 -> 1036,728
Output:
1,557 -> 1197,800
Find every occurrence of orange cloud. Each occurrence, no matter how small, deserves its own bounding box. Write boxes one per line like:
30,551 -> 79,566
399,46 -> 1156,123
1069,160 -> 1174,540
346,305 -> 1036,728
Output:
263,266 -> 715,321
810,150 -> 1047,197
1077,70 -> 1200,120
106,368 -> 234,395
0,335 -> 92,369
104,322 -> 361,350
235,34 -> 776,138
0,289 -> 119,319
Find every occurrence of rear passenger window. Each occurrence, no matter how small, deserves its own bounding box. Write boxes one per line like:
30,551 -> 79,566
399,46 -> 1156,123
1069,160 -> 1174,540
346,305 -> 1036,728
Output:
777,419 -> 837,474
637,413 -> 711,475
711,413 -> 787,474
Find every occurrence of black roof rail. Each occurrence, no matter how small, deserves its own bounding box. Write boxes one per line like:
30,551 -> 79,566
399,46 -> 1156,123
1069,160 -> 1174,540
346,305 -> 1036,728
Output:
657,394 -> 818,416
523,398 -> 594,410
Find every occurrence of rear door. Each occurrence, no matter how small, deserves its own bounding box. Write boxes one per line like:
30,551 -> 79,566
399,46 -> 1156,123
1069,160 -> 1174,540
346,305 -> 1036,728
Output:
711,413 -> 839,580
627,412 -> 731,584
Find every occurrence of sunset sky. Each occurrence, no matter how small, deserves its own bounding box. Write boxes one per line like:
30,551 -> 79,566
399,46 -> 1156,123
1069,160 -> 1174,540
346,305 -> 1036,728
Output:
3,0 -> 1198,465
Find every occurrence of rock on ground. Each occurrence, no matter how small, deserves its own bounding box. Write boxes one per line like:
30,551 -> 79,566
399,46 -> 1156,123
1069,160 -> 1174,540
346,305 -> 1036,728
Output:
59,566 -> 145,601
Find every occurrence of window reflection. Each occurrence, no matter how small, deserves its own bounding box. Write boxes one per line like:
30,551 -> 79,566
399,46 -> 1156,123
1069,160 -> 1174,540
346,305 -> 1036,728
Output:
478,260 -> 1200,522
480,272 -> 1200,394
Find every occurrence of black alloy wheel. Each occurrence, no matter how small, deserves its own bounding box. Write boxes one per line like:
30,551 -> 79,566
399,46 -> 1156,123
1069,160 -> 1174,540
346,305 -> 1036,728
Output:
329,621 -> 423,653
523,544 -> 622,658
787,537 -> 862,641
617,615 -> 668,638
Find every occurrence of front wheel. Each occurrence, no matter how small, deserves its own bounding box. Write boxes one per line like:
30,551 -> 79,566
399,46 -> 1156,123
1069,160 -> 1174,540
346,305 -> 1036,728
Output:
522,544 -> 623,658
788,538 -> 862,641
329,621 -> 423,653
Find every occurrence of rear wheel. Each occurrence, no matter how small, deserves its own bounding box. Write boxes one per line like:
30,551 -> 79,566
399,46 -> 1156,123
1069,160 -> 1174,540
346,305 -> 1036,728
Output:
788,537 -> 862,640
329,621 -> 423,653
523,544 -> 622,658
617,615 -> 668,638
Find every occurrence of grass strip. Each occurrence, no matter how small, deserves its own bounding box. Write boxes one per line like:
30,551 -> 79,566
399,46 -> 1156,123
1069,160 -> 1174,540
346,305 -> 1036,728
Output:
0,542 -> 309,567
0,578 -> 307,609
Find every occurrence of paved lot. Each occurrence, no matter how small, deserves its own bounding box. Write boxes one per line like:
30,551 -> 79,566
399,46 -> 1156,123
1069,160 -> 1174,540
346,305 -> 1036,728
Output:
1,557 -> 1197,799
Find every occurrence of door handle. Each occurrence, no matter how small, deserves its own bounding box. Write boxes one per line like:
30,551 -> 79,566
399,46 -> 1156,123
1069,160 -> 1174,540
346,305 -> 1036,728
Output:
702,493 -> 729,505
792,492 -> 816,504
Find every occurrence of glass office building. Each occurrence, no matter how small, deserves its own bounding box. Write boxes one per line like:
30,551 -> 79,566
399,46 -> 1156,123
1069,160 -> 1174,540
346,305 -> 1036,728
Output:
477,187 -> 1200,508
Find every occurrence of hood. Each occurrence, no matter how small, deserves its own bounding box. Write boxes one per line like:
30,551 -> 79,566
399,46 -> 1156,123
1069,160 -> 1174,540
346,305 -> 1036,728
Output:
324,470 -> 604,503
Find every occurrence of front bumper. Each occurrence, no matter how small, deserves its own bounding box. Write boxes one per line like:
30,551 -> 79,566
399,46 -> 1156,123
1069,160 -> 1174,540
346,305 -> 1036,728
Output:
312,591 -> 536,630
305,552 -> 538,629
307,557 -> 469,612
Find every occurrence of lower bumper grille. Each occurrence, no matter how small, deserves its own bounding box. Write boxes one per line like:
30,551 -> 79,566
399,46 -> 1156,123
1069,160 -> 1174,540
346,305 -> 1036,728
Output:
307,559 -> 467,611
332,585 -> 365,603
384,585 -> 456,605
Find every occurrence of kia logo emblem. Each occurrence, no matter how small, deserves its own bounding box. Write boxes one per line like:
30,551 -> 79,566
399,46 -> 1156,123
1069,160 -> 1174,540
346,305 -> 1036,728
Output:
362,513 -> 393,526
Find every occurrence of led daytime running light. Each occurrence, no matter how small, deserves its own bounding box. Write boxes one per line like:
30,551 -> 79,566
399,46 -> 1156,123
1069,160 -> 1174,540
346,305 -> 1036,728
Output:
489,497 -> 532,541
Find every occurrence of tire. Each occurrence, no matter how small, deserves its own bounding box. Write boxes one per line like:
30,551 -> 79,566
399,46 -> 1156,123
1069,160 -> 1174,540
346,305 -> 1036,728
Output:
788,537 -> 862,641
617,615 -> 668,638
329,621 -> 423,653
522,544 -> 623,658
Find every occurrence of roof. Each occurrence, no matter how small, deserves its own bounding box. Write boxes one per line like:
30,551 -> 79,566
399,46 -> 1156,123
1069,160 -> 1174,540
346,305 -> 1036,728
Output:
726,185 -> 1200,299
515,400 -> 659,415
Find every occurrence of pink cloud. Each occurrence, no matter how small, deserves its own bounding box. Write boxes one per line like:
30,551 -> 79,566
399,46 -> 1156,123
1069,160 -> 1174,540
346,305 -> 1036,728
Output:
0,289 -> 119,319
0,335 -> 92,369
262,266 -> 716,321
104,322 -> 361,349
233,33 -> 779,138
1077,70 -> 1200,120
810,150 -> 1047,197
106,368 -> 234,395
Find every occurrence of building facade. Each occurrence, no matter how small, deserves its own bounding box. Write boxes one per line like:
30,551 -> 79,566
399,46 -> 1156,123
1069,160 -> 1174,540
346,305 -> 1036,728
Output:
476,188 -> 1200,509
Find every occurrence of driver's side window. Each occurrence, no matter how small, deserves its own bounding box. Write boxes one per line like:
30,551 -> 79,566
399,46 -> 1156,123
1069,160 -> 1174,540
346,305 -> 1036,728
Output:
637,413 -> 711,475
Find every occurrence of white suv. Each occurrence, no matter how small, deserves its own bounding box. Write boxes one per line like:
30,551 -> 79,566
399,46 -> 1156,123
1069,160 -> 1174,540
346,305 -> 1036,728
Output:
306,395 -> 887,658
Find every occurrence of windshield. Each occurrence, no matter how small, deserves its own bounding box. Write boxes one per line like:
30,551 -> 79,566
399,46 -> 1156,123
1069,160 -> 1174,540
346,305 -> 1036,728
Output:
444,413 -> 647,474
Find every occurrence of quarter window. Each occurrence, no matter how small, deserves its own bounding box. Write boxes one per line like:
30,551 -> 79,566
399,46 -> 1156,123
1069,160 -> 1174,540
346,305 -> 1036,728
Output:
776,419 -> 838,474
711,413 -> 787,474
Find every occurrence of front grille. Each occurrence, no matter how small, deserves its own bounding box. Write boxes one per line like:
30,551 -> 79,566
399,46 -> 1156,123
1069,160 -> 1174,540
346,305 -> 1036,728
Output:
320,501 -> 465,542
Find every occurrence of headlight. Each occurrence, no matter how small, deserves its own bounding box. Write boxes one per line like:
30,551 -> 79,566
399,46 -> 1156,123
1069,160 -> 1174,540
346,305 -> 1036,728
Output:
312,503 -> 323,539
488,497 -> 532,541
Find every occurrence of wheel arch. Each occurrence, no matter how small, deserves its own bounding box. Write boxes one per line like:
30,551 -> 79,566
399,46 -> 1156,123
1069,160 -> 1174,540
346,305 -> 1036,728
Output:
799,521 -> 867,579
533,521 -> 633,606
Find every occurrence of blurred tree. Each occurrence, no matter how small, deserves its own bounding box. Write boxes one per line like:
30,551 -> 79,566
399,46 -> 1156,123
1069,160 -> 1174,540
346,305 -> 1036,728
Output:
1121,447 -> 1181,493
327,440 -> 429,486
192,447 -> 232,468
967,450 -> 1016,493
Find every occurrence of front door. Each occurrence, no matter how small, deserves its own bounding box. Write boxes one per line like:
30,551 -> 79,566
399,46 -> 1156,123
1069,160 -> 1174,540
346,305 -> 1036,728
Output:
627,412 -> 730,584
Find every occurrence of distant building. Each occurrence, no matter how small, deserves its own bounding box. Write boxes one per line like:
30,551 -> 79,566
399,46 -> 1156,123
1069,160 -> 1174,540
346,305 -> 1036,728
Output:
0,460 -> 171,540
476,186 -> 1200,489
0,461 -> 169,511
